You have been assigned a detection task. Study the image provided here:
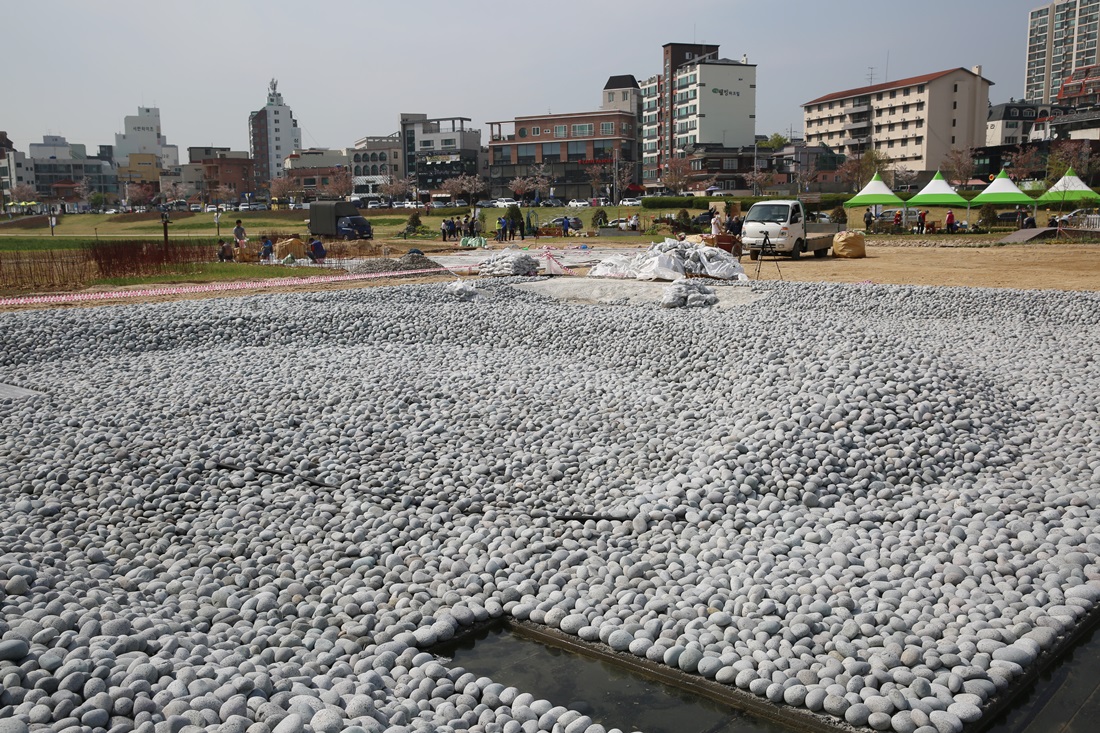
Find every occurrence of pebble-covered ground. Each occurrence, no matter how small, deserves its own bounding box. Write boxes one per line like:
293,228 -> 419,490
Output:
1,278 -> 1100,733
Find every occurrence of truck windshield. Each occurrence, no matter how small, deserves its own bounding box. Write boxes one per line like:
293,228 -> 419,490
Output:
349,216 -> 370,226
746,204 -> 792,224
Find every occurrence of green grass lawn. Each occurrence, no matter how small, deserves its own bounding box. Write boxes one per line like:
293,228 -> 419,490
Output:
89,263 -> 303,287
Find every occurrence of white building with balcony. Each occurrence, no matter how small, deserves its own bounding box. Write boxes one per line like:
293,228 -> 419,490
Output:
803,66 -> 992,174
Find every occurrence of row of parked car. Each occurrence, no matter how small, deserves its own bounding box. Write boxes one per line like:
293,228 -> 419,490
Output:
188,203 -> 270,213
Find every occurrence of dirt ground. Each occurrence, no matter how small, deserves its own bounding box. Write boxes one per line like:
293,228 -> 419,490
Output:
750,241 -> 1100,290
1,238 -> 1098,312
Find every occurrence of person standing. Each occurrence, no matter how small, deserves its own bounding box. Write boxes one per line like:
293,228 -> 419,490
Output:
440,219 -> 448,241
917,210 -> 926,234
710,214 -> 722,237
233,219 -> 247,248
863,208 -> 874,231
945,209 -> 956,233
562,216 -> 570,237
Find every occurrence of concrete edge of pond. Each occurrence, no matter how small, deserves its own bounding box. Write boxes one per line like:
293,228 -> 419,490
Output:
429,603 -> 1100,733
430,617 -> 853,733
971,600 -> 1100,733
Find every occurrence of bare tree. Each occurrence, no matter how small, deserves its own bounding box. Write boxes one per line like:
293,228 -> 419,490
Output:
612,160 -> 635,201
791,157 -> 820,196
440,177 -> 467,203
744,168 -> 776,195
508,176 -> 534,204
213,184 -> 236,207
1003,145 -> 1045,181
448,173 -> 486,204
837,150 -> 892,191
586,164 -> 611,199
892,165 -> 918,190
660,157 -> 694,194
74,178 -> 97,204
10,183 -> 36,204
321,169 -> 354,199
527,164 -> 551,200
378,175 -> 414,202
1047,139 -> 1096,182
268,176 -> 299,205
941,147 -> 976,189
161,182 -> 188,204
126,183 -> 153,206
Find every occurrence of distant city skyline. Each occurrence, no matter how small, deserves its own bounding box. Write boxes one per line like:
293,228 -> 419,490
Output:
5,0 -> 1040,154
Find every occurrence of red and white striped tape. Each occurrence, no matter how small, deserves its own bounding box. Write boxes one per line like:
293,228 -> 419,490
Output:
0,267 -> 453,307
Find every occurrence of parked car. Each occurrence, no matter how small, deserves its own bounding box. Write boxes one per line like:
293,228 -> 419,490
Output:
104,209 -> 118,215
205,205 -> 218,213
567,199 -> 591,208
430,201 -> 449,208
251,203 -> 268,211
1055,207 -> 1096,223
807,212 -> 832,223
495,198 -> 519,208
453,199 -> 468,207
618,197 -> 642,207
549,216 -> 582,229
692,211 -> 715,226
475,200 -> 496,209
540,198 -> 564,207
877,207 -> 918,221
366,201 -> 382,209
189,204 -> 202,212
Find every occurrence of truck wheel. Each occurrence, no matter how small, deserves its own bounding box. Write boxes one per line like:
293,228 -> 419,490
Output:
749,249 -> 759,261
813,246 -> 829,258
790,240 -> 803,259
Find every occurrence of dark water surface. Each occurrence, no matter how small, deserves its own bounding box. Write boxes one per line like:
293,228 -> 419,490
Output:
432,625 -> 803,733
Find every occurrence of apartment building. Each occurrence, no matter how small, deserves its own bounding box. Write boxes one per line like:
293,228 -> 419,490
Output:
486,108 -> 638,201
640,42 -> 757,191
1026,0 -> 1100,103
249,79 -> 302,189
987,100 -> 1074,146
803,67 -> 992,173
114,107 -> 179,169
1,135 -> 116,209
399,114 -> 484,197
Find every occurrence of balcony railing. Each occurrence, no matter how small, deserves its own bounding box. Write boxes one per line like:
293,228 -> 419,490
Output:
844,103 -> 871,115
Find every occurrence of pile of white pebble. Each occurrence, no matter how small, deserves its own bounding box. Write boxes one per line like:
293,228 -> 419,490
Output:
1,277 -> 1099,733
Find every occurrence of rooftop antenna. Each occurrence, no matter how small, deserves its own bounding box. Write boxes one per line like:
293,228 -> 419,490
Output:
867,67 -> 876,85
885,50 -> 890,82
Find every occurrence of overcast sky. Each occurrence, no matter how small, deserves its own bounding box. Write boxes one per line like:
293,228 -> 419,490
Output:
6,0 -> 1038,155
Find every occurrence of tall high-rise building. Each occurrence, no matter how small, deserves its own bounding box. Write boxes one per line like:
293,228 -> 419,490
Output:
249,79 -> 301,189
113,107 -> 179,168
640,42 -> 757,191
1026,1 -> 1100,103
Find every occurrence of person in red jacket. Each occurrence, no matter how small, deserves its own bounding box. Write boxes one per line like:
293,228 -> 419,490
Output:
945,210 -> 956,233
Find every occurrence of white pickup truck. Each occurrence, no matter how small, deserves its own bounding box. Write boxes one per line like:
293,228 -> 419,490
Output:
741,199 -> 831,259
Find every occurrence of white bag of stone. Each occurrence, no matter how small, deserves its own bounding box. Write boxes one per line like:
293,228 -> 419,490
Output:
636,253 -> 684,281
588,254 -> 639,279
660,278 -> 719,308
478,251 -> 540,277
445,281 -> 480,301
698,247 -> 747,280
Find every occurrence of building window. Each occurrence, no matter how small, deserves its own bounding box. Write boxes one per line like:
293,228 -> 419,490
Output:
354,165 -> 361,175
371,165 -> 378,175
353,153 -> 361,162
952,118 -> 957,127
953,83 -> 958,92
421,140 -> 434,149
516,144 -> 536,164
493,146 -> 511,164
953,101 -> 958,109
600,122 -> 614,135
542,142 -> 561,159
380,163 -> 387,173
608,92 -> 615,102
567,141 -> 586,161
554,125 -> 567,138
532,127 -> 540,136
442,138 -> 456,148
621,91 -> 628,100
572,124 -> 594,137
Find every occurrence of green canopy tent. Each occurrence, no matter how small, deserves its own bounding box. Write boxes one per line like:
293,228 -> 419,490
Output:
844,173 -> 905,230
971,169 -> 1036,206
971,169 -> 1038,229
905,171 -> 970,231
1037,167 -> 1100,207
907,171 -> 968,207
